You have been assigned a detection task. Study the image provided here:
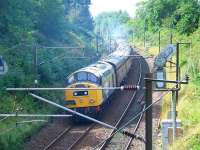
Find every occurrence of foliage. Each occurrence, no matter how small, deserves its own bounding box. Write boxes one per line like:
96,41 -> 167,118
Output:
133,0 -> 200,34
95,11 -> 130,39
130,1 -> 200,148
172,84 -> 200,149
37,0 -> 67,39
172,124 -> 200,150
0,0 -> 95,149
94,11 -> 131,55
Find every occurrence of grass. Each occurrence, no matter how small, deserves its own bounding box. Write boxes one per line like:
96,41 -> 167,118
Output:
0,93 -> 55,150
136,27 -> 200,149
172,124 -> 200,150
170,82 -> 200,149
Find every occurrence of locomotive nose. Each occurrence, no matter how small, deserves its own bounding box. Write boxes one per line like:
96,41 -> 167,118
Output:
65,83 -> 103,108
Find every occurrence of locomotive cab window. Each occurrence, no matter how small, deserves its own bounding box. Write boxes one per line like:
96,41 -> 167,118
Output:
77,72 -> 87,81
67,71 -> 100,84
67,75 -> 75,85
75,72 -> 99,84
88,73 -> 98,83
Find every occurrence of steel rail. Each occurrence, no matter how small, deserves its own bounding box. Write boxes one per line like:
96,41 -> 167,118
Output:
43,124 -> 94,150
124,103 -> 145,150
63,56 -> 144,150
94,77 -> 187,150
98,56 -> 143,150
43,126 -> 72,150
67,124 -> 95,150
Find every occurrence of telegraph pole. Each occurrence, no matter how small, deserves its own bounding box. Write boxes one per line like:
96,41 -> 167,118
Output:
170,33 -> 173,44
171,90 -> 177,142
158,30 -> 161,53
175,42 -> 191,102
33,44 -> 38,86
96,33 -> 99,54
176,43 -> 179,104
144,21 -> 146,50
145,73 -> 153,150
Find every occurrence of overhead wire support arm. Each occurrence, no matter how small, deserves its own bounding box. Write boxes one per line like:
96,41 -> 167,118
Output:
0,114 -> 72,117
153,88 -> 180,92
145,73 -> 153,150
16,120 -> 47,125
144,78 -> 189,84
6,85 -> 139,91
27,93 -> 142,140
38,46 -> 85,49
29,93 -> 117,130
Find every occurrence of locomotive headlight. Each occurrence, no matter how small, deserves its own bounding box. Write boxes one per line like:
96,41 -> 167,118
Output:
89,99 -> 95,103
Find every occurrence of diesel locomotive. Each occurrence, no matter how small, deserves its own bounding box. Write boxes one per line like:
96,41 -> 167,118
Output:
64,40 -> 133,120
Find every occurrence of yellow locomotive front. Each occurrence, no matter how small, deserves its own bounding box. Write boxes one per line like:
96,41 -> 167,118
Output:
65,70 -> 103,118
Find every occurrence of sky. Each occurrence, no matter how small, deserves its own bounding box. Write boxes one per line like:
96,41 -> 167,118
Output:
90,0 -> 142,17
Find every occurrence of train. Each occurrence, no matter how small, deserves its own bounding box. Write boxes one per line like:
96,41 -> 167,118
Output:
64,39 -> 134,121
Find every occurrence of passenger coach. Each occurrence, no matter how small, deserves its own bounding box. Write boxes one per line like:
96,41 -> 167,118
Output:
65,40 -> 133,120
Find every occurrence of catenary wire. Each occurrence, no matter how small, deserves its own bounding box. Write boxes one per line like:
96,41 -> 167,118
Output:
94,77 -> 187,149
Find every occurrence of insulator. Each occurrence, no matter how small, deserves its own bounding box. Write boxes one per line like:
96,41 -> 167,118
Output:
121,85 -> 139,91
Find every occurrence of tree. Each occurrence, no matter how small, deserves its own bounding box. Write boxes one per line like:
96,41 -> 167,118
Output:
37,0 -> 67,39
174,0 -> 200,34
134,0 -> 200,34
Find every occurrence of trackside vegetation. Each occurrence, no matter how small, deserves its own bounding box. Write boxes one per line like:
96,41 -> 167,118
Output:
1,0 -> 200,149
0,0 -> 98,149
128,0 -> 200,149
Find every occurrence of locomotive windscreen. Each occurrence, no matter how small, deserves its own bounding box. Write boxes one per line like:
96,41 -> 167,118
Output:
67,71 -> 100,85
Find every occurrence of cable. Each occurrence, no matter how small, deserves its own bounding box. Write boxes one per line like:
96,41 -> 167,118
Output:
94,77 -> 187,149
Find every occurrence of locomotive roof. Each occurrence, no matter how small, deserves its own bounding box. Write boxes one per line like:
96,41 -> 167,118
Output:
103,46 -> 131,68
67,40 -> 131,79
72,61 -> 114,78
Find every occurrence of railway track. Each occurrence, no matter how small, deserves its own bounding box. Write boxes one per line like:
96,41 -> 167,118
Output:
43,126 -> 72,150
67,54 -> 149,150
43,124 -> 95,150
24,51 -> 149,150
96,56 -> 143,150
124,103 -> 145,150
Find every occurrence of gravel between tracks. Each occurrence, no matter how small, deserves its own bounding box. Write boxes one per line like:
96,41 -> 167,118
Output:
129,54 -> 162,150
24,118 -> 70,150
